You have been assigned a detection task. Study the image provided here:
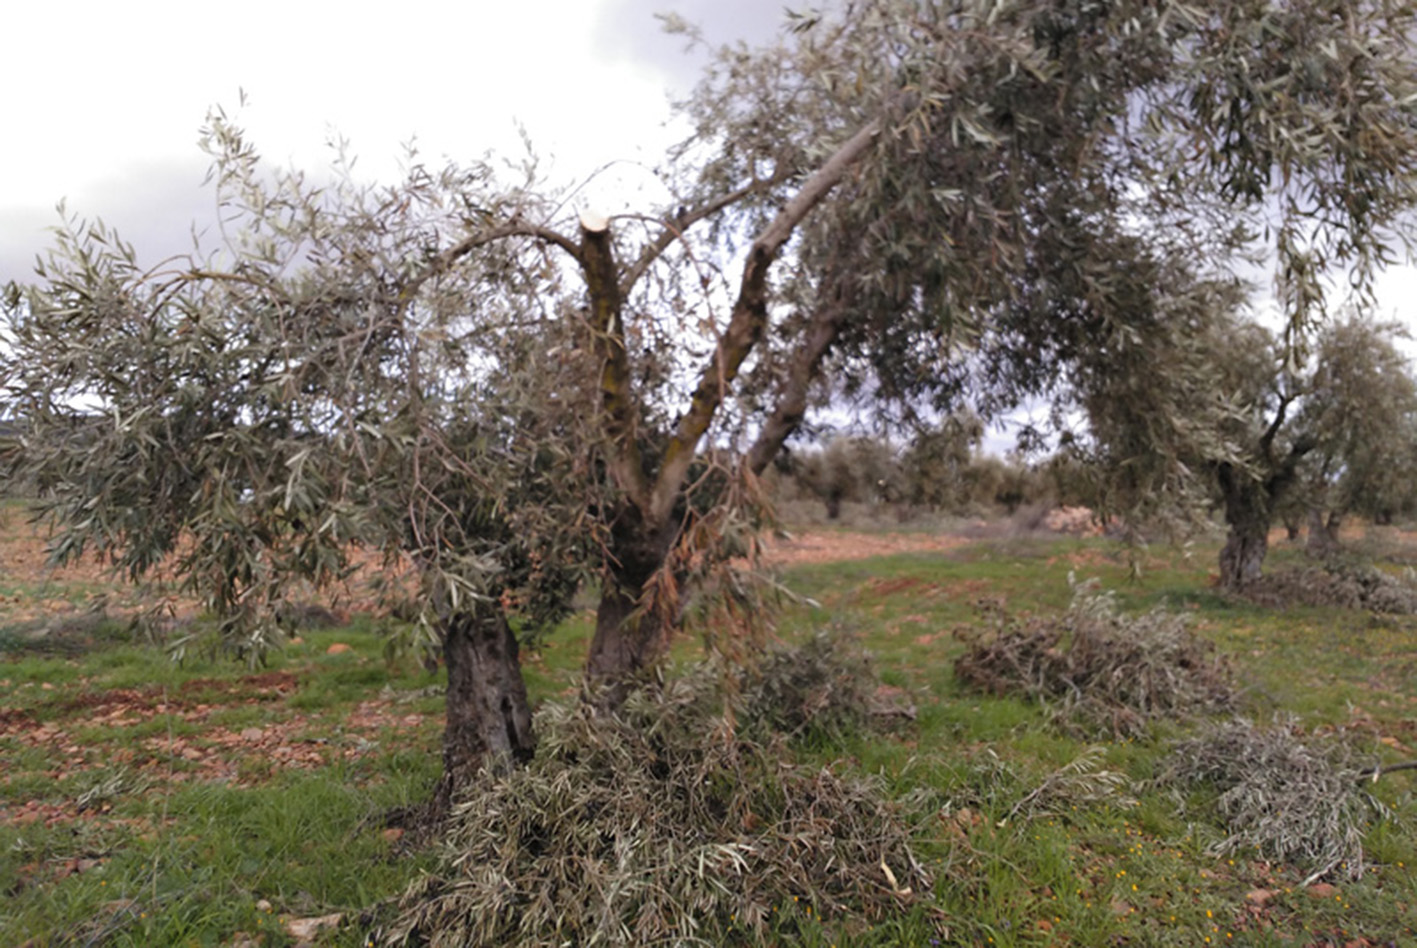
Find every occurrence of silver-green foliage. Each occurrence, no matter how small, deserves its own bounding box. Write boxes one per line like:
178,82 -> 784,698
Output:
386,660 -> 931,948
4,120 -> 603,660
1293,317 -> 1417,526
1159,716 -> 1388,883
738,625 -> 884,741
8,0 -> 1417,659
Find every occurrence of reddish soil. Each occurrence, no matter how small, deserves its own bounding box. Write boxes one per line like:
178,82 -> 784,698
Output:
761,528 -> 970,566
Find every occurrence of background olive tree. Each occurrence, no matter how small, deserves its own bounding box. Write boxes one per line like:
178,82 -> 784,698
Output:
1293,318 -> 1417,555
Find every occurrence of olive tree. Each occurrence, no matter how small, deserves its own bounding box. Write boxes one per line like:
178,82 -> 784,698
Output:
1074,302 -> 1417,586
7,0 -> 1417,793
899,413 -> 985,513
1200,316 -> 1417,582
1293,318 -> 1417,554
3,136 -> 610,809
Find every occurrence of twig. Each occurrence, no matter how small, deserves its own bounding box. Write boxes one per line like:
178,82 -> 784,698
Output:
1357,760 -> 1417,782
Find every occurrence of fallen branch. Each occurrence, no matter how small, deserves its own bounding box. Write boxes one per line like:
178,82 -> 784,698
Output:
1357,760 -> 1417,782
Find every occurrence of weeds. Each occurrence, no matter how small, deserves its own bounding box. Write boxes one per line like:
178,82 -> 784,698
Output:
1157,716 -> 1389,883
953,581 -> 1237,737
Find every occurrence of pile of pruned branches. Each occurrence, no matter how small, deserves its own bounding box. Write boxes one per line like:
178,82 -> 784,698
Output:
1156,717 -> 1391,883
954,583 -> 1237,737
1240,562 -> 1417,614
385,635 -> 932,947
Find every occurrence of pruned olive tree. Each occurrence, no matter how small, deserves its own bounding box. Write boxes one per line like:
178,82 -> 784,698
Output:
6,0 -> 1417,792
3,134 -> 610,810
598,0 -> 1417,679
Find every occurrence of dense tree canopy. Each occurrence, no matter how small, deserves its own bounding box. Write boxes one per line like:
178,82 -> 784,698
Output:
1295,319 -> 1417,540
6,0 -> 1417,795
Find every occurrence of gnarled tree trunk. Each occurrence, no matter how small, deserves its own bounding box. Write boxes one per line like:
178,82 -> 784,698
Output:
431,600 -> 535,816
1217,462 -> 1274,590
1215,437 -> 1313,590
1305,507 -> 1342,557
572,127 -> 882,704
584,507 -> 677,704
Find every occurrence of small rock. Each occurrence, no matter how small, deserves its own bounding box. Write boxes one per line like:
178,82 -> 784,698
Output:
382,827 -> 404,843
1246,888 -> 1275,905
255,898 -> 272,912
284,912 -> 342,940
1307,882 -> 1339,898
240,727 -> 264,742
325,643 -> 352,655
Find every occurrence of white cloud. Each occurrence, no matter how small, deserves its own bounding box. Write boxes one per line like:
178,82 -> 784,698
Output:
0,0 -> 725,282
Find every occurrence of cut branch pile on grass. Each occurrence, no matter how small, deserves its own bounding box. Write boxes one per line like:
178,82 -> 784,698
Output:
385,645 -> 931,948
1239,562 -> 1417,613
738,626 -> 900,742
953,583 -> 1237,738
1156,717 -> 1389,884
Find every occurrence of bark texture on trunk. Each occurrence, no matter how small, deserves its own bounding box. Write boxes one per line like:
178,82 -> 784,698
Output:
1305,508 -> 1342,556
574,124 -> 883,705
1217,462 -> 1274,590
431,601 -> 535,816
1219,515 -> 1269,589
584,505 -> 678,703
584,578 -> 670,703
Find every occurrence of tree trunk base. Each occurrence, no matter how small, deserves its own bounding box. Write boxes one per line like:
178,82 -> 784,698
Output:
1306,508 -> 1342,558
584,580 -> 668,709
430,602 -> 535,818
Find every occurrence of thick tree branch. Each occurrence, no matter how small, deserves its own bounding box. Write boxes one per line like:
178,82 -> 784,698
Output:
647,118 -> 883,524
1258,383 -> 1301,460
745,294 -> 852,476
1357,760 -> 1417,780
400,220 -> 582,303
580,213 -> 650,510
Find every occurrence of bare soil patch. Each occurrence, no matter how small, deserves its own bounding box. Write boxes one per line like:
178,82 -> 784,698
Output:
763,528 -> 970,566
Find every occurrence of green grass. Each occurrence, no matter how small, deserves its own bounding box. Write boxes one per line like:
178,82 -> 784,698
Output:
3,529 -> 1416,945
756,536 -> 1417,947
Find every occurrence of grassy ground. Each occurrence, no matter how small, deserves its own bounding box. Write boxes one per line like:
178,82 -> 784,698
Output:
2,514 -> 1415,946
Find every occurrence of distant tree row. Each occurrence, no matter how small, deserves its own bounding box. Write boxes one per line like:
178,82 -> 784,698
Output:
773,418 -> 1096,521
1081,310 -> 1417,586
782,313 -> 1417,562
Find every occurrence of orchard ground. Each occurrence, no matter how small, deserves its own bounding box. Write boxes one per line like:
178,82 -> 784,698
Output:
2,500 -> 1415,946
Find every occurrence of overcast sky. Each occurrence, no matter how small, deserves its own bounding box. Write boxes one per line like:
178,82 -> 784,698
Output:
0,0 -> 785,285
4,0 -> 1417,448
